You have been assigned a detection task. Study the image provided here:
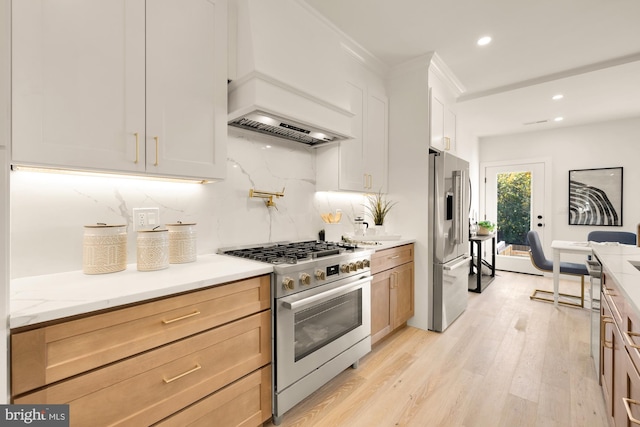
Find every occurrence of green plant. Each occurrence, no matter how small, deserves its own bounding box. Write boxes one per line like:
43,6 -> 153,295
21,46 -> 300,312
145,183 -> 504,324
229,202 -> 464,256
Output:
478,220 -> 496,231
365,191 -> 397,225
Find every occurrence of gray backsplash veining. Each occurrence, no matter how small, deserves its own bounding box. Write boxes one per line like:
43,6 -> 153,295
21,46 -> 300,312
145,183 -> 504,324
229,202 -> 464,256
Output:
10,130 -> 366,279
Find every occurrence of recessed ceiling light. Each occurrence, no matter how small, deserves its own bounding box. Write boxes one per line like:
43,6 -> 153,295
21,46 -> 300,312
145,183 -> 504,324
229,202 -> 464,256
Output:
477,36 -> 492,46
554,117 -> 564,122
552,94 -> 564,100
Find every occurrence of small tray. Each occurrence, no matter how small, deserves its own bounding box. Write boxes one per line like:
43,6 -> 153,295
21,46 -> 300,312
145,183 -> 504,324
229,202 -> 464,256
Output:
345,233 -> 401,242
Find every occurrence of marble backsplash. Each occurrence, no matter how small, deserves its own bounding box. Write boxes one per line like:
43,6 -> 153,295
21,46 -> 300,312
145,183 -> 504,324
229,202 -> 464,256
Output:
10,129 -> 368,279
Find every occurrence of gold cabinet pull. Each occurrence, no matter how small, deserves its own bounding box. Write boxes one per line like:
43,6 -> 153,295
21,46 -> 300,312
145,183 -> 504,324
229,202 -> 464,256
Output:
389,255 -> 400,260
623,398 -> 640,425
391,271 -> 399,288
162,310 -> 201,325
134,132 -> 140,164
602,316 -> 614,349
154,136 -> 159,166
163,364 -> 201,384
624,330 -> 640,350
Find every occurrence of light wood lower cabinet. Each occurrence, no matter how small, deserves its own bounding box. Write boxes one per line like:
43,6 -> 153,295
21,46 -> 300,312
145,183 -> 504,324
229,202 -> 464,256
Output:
599,267 -> 640,427
625,353 -> 640,426
370,244 -> 414,345
11,274 -> 272,427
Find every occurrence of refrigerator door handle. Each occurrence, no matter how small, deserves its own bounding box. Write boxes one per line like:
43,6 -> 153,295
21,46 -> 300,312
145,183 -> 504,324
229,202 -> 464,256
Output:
443,256 -> 472,271
453,170 -> 465,244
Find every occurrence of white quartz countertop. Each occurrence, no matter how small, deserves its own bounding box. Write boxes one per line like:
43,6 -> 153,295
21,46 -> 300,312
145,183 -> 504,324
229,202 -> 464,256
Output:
10,254 -> 273,329
10,240 -> 417,329
592,243 -> 640,317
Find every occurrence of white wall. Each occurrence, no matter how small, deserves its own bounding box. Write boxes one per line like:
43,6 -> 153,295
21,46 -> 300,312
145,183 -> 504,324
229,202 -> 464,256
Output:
10,130 -> 366,278
0,0 -> 9,404
479,117 -> 640,249
386,56 -> 432,330
386,54 -> 481,331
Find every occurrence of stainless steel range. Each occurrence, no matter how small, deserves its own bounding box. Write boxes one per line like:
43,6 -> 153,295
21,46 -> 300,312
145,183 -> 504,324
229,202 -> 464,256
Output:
221,241 -> 373,425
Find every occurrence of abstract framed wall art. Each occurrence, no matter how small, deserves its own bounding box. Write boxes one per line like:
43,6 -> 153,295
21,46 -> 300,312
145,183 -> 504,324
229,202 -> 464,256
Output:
569,167 -> 623,226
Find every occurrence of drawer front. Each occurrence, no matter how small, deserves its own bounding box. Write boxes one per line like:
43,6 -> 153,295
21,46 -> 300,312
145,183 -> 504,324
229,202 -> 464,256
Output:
15,311 -> 271,427
12,274 -> 270,396
371,244 -> 414,274
602,270 -> 625,326
626,303 -> 640,375
156,365 -> 272,427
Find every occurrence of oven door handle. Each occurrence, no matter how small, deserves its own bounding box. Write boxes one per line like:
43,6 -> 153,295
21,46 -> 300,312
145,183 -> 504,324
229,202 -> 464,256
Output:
281,276 -> 373,310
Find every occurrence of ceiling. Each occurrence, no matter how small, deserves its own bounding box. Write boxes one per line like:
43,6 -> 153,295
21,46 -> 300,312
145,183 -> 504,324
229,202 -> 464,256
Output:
302,0 -> 640,138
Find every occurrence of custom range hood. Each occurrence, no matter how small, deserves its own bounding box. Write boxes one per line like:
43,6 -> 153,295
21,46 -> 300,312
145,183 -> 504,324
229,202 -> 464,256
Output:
228,0 -> 353,146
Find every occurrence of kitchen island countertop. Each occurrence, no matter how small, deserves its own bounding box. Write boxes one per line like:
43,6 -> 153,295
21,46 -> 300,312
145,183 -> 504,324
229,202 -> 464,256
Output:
592,243 -> 640,317
10,254 -> 273,329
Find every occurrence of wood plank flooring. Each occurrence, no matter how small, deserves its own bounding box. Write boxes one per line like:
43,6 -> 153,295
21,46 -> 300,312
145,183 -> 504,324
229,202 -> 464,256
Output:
266,271 -> 609,427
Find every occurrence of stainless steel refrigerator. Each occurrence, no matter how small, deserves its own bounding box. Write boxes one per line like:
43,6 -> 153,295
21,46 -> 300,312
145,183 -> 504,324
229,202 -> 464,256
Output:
428,150 -> 471,332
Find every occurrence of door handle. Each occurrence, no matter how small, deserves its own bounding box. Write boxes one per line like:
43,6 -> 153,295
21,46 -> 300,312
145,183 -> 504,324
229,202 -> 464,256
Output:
443,256 -> 471,271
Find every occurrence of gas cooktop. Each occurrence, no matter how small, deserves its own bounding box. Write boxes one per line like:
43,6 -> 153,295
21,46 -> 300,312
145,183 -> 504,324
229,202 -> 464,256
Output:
220,240 -> 360,265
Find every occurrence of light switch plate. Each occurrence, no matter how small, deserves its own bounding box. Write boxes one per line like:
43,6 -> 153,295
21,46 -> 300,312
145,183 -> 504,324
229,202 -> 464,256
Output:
133,207 -> 160,231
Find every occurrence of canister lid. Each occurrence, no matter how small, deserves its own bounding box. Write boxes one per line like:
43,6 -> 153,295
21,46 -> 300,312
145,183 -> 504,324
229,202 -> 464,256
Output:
165,223 -> 196,227
84,223 -> 126,228
137,228 -> 168,233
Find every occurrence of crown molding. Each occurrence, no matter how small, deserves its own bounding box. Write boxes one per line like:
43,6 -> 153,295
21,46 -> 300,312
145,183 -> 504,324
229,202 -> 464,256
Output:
388,53 -> 434,80
430,52 -> 466,97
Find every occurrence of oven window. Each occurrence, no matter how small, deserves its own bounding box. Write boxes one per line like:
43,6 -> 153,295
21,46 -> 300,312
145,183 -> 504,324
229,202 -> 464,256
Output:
294,288 -> 362,362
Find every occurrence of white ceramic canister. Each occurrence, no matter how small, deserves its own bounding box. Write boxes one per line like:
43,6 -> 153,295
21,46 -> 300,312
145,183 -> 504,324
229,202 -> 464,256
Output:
166,223 -> 197,264
83,224 -> 127,275
136,228 -> 170,271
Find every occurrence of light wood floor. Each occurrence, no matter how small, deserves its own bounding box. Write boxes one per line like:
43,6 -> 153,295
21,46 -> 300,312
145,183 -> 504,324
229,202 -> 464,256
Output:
266,271 -> 609,427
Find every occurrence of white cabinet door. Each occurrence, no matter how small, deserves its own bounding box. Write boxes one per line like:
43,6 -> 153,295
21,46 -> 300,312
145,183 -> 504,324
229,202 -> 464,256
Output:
429,73 -> 457,154
365,89 -> 388,193
146,0 -> 227,180
444,107 -> 456,152
429,89 -> 445,152
317,81 -> 388,193
12,0 -> 146,173
337,81 -> 366,191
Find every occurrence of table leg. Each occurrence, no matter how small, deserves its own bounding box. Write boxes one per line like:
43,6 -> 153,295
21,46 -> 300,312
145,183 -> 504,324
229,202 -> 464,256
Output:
476,241 -> 482,291
491,237 -> 496,277
552,248 -> 560,306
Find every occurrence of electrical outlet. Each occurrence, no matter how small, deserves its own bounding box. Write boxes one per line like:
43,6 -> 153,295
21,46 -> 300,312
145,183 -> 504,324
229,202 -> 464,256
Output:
133,208 -> 160,231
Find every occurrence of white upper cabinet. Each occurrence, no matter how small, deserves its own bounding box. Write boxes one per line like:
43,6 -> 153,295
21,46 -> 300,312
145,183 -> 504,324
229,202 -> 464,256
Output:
429,64 -> 459,154
365,88 -> 388,192
316,53 -> 388,193
12,0 -> 227,180
146,0 -> 227,179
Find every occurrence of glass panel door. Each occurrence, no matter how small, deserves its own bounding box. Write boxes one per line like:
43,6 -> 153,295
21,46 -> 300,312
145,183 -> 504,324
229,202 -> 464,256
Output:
484,162 -> 545,274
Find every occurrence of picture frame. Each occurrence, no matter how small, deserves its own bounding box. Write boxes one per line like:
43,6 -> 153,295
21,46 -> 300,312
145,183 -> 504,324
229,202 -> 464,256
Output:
568,167 -> 623,226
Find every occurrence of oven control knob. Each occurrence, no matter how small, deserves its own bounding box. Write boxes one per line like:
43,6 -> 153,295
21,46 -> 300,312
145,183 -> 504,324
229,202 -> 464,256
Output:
300,273 -> 311,286
356,260 -> 364,270
315,270 -> 326,280
282,277 -> 295,290
349,263 -> 356,272
363,259 -> 371,268
340,264 -> 350,273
